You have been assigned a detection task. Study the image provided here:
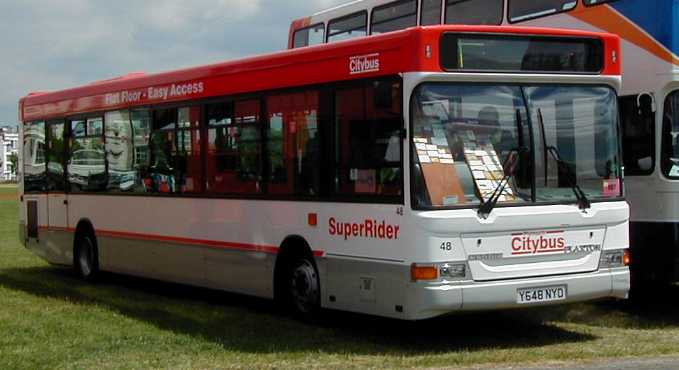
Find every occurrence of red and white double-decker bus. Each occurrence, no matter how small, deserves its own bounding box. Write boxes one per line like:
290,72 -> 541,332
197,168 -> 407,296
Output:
19,25 -> 629,320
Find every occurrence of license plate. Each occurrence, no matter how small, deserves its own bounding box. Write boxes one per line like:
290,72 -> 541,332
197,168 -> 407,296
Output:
517,285 -> 567,305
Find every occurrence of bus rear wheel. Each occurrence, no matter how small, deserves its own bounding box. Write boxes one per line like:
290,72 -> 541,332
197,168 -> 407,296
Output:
288,256 -> 320,317
75,234 -> 99,281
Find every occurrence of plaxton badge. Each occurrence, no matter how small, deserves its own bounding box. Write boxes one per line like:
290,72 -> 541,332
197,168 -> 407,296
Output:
349,53 -> 380,75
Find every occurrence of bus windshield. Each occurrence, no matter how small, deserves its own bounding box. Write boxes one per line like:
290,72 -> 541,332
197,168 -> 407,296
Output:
411,84 -> 621,208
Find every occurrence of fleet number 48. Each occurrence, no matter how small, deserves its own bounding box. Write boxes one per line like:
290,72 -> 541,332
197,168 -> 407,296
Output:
440,242 -> 453,252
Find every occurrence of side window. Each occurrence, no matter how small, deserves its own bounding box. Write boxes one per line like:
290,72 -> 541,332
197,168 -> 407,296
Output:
335,79 -> 403,200
328,12 -> 367,43
619,95 -> 655,176
371,0 -> 418,35
421,0 -> 443,25
662,91 -> 679,178
266,90 -> 325,196
46,121 -> 65,192
293,24 -> 326,48
105,110 -> 137,193
508,0 -> 577,23
206,100 -> 262,194
445,0 -> 503,25
176,107 -> 203,193
143,108 -> 203,194
148,109 -> 178,194
23,121 -> 46,193
584,0 -> 618,6
130,109 -> 152,193
69,117 -> 106,192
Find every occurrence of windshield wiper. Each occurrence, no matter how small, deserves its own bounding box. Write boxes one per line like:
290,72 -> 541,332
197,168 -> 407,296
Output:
537,109 -> 591,211
546,146 -> 591,210
478,149 -> 521,219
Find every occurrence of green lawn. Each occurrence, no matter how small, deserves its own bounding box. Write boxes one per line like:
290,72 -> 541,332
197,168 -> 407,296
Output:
1,188 -> 679,369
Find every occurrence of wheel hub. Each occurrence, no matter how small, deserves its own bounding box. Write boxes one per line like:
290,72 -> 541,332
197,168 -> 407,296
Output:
290,260 -> 318,313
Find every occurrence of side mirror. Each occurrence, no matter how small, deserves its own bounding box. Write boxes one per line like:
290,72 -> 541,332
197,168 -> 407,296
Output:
637,156 -> 653,171
637,93 -> 656,118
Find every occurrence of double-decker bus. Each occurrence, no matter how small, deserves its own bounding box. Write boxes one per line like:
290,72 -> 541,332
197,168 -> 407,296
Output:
289,0 -> 679,285
18,25 -> 629,320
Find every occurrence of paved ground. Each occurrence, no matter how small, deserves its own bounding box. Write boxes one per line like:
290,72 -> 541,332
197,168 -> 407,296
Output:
490,357 -> 679,370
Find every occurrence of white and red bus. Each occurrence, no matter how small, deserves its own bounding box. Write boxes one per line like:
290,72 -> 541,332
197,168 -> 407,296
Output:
289,0 -> 679,285
19,25 -> 629,320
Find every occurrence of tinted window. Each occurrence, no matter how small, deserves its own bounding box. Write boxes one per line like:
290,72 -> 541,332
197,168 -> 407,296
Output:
335,79 -> 403,199
267,90 -> 326,196
176,107 -> 203,193
662,91 -> 679,178
105,111 -> 135,192
445,0 -> 503,25
147,109 -> 178,194
141,108 -> 203,195
23,121 -> 46,193
527,86 -> 621,200
69,118 -> 106,192
371,0 -> 418,35
130,109 -> 153,192
509,0 -> 577,23
422,0 -> 443,25
411,85 -> 531,207
328,12 -> 368,42
46,121 -> 65,191
411,84 -> 621,208
584,0 -> 618,6
206,100 -> 262,194
440,34 -> 604,73
293,23 -> 326,48
619,95 -> 655,176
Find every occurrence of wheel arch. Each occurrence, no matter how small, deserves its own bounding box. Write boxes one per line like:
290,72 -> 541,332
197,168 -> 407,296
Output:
273,235 -> 317,301
73,218 -> 98,263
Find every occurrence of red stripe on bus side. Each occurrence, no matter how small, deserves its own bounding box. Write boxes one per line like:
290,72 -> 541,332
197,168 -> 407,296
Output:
98,229 -> 281,255
36,225 -> 325,257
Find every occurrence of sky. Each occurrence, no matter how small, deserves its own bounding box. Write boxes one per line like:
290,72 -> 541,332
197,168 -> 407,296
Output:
0,0 -> 347,126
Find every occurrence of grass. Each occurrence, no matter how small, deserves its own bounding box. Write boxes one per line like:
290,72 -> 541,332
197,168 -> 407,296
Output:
1,188 -> 679,369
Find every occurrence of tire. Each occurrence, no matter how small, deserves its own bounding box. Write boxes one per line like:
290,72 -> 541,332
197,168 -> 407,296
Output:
287,255 -> 321,318
74,234 -> 99,281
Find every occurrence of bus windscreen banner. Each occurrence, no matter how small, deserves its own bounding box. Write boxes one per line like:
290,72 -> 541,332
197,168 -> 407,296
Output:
439,33 -> 604,73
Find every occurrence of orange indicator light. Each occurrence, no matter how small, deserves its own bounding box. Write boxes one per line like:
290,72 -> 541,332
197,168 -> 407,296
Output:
623,250 -> 631,266
308,213 -> 318,227
411,264 -> 438,281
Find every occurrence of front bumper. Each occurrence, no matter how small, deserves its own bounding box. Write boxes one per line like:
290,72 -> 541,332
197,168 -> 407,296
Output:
408,268 -> 629,320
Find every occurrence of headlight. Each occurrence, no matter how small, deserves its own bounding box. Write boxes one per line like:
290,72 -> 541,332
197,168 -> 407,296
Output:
600,249 -> 630,268
440,263 -> 467,280
411,262 -> 469,282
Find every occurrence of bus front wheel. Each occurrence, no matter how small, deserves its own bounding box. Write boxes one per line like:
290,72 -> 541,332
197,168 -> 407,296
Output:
74,234 -> 99,281
287,256 -> 320,317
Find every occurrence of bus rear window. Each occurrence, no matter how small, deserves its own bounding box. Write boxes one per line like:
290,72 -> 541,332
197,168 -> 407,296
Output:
293,23 -> 325,48
371,0 -> 418,35
328,11 -> 368,42
508,0 -> 577,23
440,34 -> 604,73
445,0 -> 503,26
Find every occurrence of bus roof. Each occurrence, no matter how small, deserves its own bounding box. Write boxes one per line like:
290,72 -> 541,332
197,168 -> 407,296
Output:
20,25 -> 620,122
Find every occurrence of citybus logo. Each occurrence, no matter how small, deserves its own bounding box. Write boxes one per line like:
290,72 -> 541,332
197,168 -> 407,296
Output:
349,53 -> 380,75
511,232 -> 566,255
